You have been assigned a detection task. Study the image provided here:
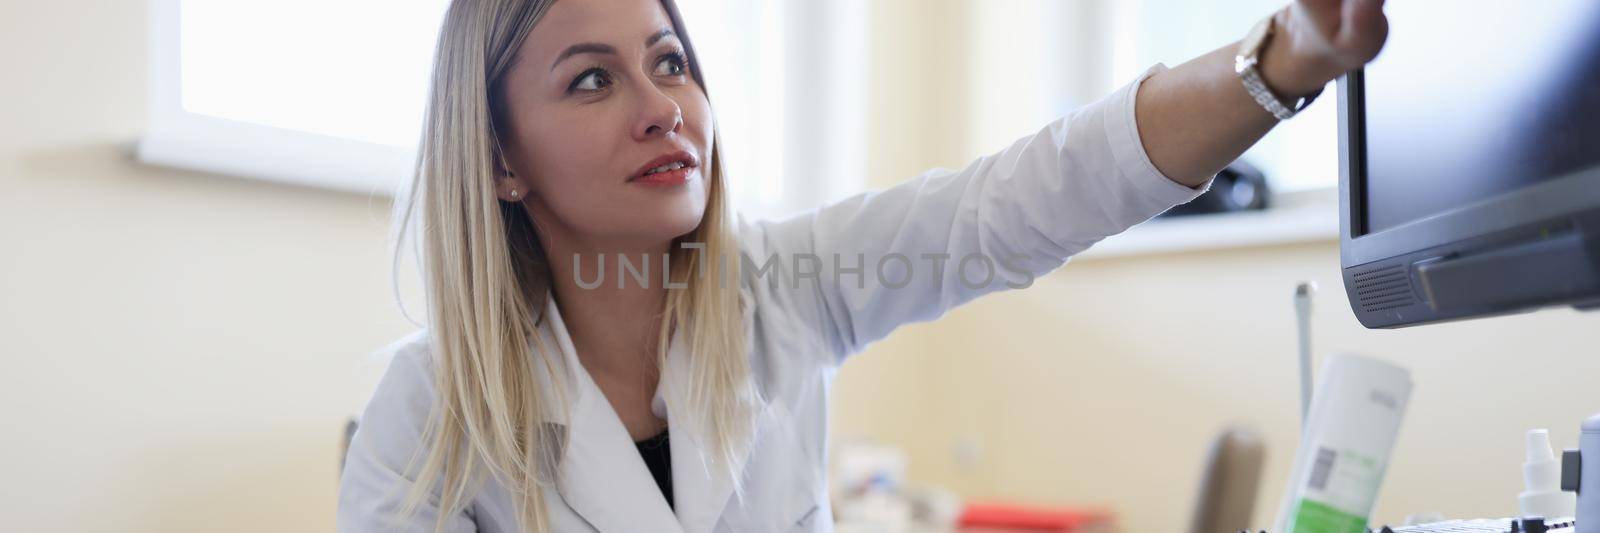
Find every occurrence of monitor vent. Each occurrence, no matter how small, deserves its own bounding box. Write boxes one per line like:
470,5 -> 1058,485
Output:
1353,264 -> 1415,312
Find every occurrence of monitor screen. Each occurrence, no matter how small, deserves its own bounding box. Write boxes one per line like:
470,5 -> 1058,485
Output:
1361,0 -> 1600,235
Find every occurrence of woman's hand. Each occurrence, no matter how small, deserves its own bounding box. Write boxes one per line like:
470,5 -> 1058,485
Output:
1134,0 -> 1391,187
1263,0 -> 1391,98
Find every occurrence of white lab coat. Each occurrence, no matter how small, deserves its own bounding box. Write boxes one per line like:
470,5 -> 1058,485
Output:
337,64 -> 1206,533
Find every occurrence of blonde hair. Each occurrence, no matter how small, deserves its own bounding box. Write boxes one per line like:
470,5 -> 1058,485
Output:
391,1 -> 756,531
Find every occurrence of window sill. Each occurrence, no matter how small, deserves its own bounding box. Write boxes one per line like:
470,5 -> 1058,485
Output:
1077,187 -> 1340,260
138,113 -> 412,196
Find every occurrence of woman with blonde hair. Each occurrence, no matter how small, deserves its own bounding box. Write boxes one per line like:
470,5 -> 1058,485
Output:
337,0 -> 1390,531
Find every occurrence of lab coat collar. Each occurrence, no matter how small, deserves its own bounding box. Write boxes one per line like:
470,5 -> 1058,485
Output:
663,332 -> 760,533
540,297 -> 762,533
540,297 -> 682,533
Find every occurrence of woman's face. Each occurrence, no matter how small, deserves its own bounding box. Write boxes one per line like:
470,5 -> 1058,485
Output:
495,0 -> 713,249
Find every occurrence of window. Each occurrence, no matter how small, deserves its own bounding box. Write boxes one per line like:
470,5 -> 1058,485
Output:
140,0 -> 447,195
675,0 -> 868,220
141,0 -> 866,218
1110,0 -> 1340,192
963,0 -> 1338,194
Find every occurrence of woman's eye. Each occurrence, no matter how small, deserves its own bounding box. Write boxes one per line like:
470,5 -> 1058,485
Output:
654,52 -> 688,77
569,68 -> 611,93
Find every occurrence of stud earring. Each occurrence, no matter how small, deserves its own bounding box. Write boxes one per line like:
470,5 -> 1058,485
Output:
510,189 -> 521,199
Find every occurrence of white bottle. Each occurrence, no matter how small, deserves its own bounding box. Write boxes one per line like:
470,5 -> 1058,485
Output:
1519,429 -> 1575,519
1272,354 -> 1412,533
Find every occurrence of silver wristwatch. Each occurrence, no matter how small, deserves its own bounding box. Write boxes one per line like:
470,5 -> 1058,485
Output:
1236,13 -> 1322,120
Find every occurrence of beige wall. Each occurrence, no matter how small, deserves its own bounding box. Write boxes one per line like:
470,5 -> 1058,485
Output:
835,243 -> 1600,532
1,2 -> 408,531
834,2 -> 1600,533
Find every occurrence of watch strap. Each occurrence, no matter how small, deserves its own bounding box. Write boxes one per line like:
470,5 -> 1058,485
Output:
1236,13 -> 1321,121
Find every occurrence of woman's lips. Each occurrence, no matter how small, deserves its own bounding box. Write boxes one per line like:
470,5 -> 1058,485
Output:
629,165 -> 694,186
629,150 -> 699,185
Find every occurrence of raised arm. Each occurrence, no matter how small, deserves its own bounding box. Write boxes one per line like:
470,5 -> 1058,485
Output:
1136,0 -> 1389,186
744,1 -> 1391,363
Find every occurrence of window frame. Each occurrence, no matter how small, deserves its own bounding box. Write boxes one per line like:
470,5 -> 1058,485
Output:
138,0 -> 868,214
138,0 -> 417,196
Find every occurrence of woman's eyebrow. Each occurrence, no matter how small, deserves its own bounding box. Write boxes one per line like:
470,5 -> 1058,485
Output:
549,28 -> 677,72
551,43 -> 615,71
644,28 -> 674,48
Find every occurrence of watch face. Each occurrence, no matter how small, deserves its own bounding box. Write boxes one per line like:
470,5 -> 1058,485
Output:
1239,16 -> 1273,62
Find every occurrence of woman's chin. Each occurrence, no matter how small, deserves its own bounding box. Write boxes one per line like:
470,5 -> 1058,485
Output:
641,191 -> 709,240
576,184 -> 708,245
621,203 -> 707,243
661,209 -> 708,240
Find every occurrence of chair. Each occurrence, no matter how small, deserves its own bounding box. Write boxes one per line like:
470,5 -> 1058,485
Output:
1187,427 -> 1266,533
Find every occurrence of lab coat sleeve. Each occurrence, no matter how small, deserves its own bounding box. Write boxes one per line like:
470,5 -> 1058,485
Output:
745,64 -> 1208,362
337,337 -> 476,533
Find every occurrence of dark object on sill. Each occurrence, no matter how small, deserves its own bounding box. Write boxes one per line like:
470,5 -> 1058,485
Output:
1162,159 -> 1270,217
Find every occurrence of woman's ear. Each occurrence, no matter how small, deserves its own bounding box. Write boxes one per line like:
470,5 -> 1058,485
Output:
493,153 -> 529,203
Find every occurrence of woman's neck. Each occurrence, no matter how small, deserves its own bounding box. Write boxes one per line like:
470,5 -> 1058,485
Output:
542,232 -> 677,441
543,232 -> 672,380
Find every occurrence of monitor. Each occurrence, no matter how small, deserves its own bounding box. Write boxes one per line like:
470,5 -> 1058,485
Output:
1339,0 -> 1600,328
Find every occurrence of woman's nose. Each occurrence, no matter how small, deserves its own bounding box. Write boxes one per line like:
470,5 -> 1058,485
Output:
633,84 -> 683,140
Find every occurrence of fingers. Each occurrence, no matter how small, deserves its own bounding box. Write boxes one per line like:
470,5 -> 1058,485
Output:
1292,0 -> 1341,33
1339,0 -> 1389,64
1296,0 -> 1342,11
